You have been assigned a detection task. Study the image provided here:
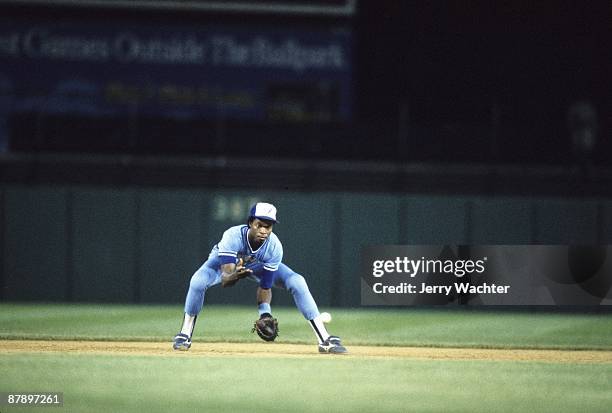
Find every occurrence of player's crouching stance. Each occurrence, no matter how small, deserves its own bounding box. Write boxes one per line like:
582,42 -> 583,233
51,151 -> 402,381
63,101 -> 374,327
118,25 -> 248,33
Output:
173,202 -> 347,354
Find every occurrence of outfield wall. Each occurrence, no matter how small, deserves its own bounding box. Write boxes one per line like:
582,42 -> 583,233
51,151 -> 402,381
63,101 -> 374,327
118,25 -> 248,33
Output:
1,185 -> 609,306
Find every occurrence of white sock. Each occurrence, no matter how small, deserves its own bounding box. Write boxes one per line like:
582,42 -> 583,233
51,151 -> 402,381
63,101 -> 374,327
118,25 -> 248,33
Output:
309,315 -> 331,344
180,313 -> 196,337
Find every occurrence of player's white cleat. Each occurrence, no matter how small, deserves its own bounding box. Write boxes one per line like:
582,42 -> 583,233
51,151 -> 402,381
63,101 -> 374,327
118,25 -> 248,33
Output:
318,336 -> 348,354
173,333 -> 192,351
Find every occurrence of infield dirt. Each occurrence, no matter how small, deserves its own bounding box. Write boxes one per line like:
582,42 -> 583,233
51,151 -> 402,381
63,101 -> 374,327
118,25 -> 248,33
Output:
2,340 -> 612,363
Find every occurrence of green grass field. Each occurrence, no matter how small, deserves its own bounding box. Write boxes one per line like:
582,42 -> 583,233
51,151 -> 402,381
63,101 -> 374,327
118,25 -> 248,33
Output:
1,303 -> 612,413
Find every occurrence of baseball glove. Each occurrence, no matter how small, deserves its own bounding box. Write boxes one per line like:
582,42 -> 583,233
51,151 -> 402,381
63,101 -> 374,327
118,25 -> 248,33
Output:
252,313 -> 279,342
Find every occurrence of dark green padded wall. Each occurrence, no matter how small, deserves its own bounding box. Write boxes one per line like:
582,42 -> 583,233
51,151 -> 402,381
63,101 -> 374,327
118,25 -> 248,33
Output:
3,186 -> 68,301
403,196 -> 469,244
139,190 -> 204,303
471,197 -> 532,243
1,185 -> 608,306
339,193 -> 400,306
532,199 -> 599,243
72,189 -> 136,302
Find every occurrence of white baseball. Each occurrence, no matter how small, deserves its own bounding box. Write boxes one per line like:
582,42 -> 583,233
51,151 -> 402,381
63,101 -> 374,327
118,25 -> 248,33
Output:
320,312 -> 332,323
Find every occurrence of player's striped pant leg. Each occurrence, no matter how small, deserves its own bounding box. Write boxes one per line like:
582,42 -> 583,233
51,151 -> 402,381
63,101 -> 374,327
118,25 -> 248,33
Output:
274,263 -> 320,320
184,263 -> 221,316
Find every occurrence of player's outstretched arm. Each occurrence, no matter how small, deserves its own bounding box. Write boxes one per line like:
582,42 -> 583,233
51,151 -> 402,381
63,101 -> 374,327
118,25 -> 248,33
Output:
253,286 -> 278,341
256,286 -> 272,307
221,263 -> 252,287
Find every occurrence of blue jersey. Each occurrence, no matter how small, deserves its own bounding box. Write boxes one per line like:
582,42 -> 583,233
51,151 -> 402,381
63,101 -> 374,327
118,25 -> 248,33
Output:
207,225 -> 283,289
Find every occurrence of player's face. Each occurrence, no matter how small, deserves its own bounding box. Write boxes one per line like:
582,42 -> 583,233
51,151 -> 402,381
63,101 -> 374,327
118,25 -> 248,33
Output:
249,218 -> 274,243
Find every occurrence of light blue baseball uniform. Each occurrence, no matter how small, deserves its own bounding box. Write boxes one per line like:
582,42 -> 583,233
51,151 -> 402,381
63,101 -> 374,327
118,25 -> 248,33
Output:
184,224 -> 320,320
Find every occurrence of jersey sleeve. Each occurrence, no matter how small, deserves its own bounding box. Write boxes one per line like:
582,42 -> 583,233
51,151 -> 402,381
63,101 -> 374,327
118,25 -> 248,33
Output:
217,227 -> 242,266
258,237 -> 283,289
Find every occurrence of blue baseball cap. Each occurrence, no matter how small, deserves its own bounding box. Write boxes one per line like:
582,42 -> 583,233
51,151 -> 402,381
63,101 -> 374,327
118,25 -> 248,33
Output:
249,202 -> 278,223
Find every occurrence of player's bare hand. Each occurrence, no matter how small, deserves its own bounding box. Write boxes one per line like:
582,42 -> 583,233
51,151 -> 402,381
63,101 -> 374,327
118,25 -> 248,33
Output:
221,266 -> 252,287
234,267 -> 252,279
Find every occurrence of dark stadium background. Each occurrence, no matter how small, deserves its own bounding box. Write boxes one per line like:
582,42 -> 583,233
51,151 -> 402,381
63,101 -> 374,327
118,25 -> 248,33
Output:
1,1 -> 611,306
2,1 -> 609,165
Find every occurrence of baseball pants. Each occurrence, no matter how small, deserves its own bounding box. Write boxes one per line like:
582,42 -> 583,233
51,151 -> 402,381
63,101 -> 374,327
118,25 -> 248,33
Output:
184,262 -> 321,320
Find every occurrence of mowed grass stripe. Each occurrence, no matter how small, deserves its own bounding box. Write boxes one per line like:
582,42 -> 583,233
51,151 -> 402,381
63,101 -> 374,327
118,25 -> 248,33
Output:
1,352 -> 611,413
1,304 -> 612,350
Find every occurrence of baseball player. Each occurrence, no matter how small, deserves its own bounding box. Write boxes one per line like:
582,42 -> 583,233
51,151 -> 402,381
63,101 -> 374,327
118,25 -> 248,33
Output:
172,202 -> 347,354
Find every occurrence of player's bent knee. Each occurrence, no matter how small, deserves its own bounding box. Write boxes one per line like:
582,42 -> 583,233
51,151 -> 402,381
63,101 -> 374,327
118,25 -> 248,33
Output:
286,274 -> 309,294
189,273 -> 210,292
